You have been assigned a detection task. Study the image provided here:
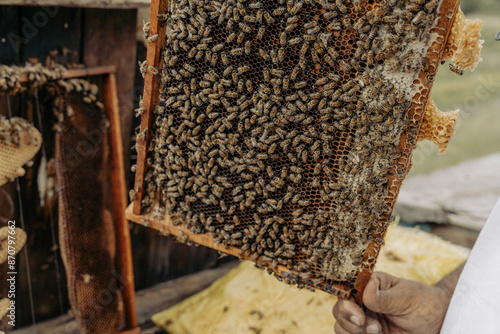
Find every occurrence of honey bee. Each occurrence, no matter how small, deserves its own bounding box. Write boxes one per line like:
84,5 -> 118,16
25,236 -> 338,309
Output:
323,55 -> 335,67
238,22 -> 252,33
195,50 -> 204,61
237,65 -> 249,74
288,37 -> 302,45
307,25 -> 320,35
449,64 -> 463,76
333,0 -> 347,13
168,55 -> 179,67
147,34 -> 159,43
412,11 -> 426,25
257,26 -> 266,40
425,0 -> 438,11
270,50 -> 278,64
237,32 -> 246,44
263,12 -> 275,24
148,65 -> 159,76
244,40 -> 252,54
270,69 -> 284,77
303,34 -> 316,42
230,47 -> 244,56
227,32 -> 237,43
290,66 -> 300,80
279,31 -> 287,45
259,48 -> 270,61
212,43 -> 224,53
294,81 -> 307,89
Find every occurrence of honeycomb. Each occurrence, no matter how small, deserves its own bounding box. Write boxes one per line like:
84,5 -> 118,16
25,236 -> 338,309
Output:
442,7 -> 483,71
417,97 -> 459,154
0,226 -> 27,264
134,0 -> 471,297
0,117 -> 42,186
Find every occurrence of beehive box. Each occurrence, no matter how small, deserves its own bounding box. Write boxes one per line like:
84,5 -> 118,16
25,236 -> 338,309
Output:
126,0 -> 482,302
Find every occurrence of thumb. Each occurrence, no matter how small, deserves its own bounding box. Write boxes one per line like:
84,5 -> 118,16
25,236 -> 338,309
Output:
363,272 -> 403,315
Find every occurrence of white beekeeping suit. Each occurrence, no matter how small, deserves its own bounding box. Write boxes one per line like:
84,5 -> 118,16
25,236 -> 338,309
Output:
441,197 -> 500,333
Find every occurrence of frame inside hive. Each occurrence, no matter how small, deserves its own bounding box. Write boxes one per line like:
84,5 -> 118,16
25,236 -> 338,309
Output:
126,0 -> 461,303
2,66 -> 139,332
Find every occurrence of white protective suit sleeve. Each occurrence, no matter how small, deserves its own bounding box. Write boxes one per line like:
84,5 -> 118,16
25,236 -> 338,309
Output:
441,197 -> 500,334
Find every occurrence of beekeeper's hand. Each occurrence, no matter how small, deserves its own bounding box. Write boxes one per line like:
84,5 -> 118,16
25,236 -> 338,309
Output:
332,272 -> 452,334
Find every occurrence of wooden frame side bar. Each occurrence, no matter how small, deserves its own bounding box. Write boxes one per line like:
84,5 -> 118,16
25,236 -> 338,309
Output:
103,72 -> 138,331
132,0 -> 169,215
351,0 -> 461,306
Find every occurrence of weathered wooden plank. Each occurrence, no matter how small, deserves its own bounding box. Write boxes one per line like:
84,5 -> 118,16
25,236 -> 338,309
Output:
11,262 -> 239,334
130,223 -> 221,290
431,225 -> 480,250
82,7 -> 138,183
0,6 -> 20,65
19,6 -> 82,65
394,153 -> 500,231
0,0 -> 150,8
103,71 -> 138,330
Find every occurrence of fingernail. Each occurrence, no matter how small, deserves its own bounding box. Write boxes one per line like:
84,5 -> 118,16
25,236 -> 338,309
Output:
350,315 -> 361,326
367,324 -> 380,334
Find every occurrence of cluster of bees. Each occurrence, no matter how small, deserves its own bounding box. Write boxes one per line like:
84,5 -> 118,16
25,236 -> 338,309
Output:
0,63 -> 66,95
0,63 -> 104,132
140,0 -> 441,289
0,116 -> 38,148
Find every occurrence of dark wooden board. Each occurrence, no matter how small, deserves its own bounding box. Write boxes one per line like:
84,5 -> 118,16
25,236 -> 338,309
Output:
0,6 -> 20,65
19,6 -> 82,65
3,0 -> 149,8
82,8 -> 138,180
10,262 -> 238,334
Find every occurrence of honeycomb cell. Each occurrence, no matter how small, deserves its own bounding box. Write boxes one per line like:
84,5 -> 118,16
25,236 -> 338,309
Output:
443,8 -> 484,72
417,97 -> 459,155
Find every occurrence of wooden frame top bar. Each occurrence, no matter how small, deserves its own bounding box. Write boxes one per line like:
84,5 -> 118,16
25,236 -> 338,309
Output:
16,65 -> 117,83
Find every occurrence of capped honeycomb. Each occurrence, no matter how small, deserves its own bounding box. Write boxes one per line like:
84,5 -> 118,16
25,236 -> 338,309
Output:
132,0 -> 477,299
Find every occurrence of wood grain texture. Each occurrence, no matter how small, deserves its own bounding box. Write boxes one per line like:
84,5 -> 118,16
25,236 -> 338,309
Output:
125,204 -> 353,298
104,71 -> 138,330
18,6 -> 82,65
353,0 -> 461,305
0,6 -> 19,65
1,0 -> 149,8
132,0 -> 168,215
82,7 -> 138,183
10,262 -> 238,334
128,0 -> 463,306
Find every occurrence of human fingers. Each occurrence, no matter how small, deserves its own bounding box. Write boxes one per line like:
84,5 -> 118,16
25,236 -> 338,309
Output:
364,310 -> 384,334
363,272 -> 405,315
371,272 -> 400,291
334,321 -> 356,334
333,314 -> 383,334
333,298 -> 366,327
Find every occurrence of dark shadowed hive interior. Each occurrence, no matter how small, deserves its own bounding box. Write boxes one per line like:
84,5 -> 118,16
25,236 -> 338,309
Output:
136,0 -> 452,296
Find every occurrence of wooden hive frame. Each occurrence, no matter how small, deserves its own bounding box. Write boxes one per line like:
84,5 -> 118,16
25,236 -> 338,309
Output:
13,66 -> 139,333
126,0 -> 462,304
